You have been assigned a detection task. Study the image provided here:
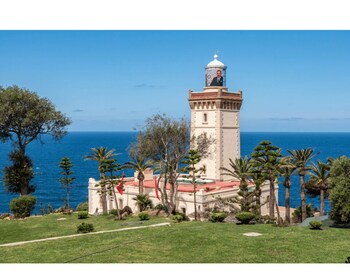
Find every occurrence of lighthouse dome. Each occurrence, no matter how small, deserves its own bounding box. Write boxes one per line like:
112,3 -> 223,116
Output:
206,54 -> 225,67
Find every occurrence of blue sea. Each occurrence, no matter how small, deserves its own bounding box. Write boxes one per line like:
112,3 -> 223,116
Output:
1,132 -> 349,214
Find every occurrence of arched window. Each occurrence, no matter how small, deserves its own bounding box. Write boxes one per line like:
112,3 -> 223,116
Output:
203,113 -> 208,124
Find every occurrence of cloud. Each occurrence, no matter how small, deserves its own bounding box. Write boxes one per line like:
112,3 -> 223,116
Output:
135,83 -> 156,88
73,109 -> 84,112
327,117 -> 350,121
269,117 -> 305,121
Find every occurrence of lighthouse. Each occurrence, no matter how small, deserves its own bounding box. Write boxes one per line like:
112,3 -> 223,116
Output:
188,54 -> 243,181
89,54 -> 277,218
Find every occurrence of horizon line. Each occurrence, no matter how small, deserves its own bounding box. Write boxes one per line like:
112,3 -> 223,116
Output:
66,130 -> 350,133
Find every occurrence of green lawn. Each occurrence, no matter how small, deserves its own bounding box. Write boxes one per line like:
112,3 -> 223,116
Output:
0,213 -> 349,263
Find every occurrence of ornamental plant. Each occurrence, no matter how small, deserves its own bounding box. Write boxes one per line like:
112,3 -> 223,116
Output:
138,212 -> 150,221
77,222 -> 94,233
172,214 -> 184,223
309,220 -> 322,230
210,212 -> 228,223
78,211 -> 89,219
10,195 -> 37,218
76,202 -> 88,211
235,211 -> 256,224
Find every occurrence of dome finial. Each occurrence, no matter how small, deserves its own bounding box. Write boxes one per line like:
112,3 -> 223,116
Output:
214,50 -> 219,60
206,51 -> 225,68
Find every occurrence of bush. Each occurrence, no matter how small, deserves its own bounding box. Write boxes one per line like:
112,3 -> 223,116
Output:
172,214 -> 184,223
210,212 -> 228,223
76,202 -> 88,211
155,204 -> 168,212
109,209 -> 120,216
10,195 -> 37,218
235,211 -> 256,224
175,212 -> 189,221
256,215 -> 276,224
77,222 -> 94,233
133,194 -> 153,212
292,204 -> 316,223
309,220 -> 323,230
78,211 -> 89,219
138,212 -> 150,221
154,204 -> 168,216
329,157 -> 350,224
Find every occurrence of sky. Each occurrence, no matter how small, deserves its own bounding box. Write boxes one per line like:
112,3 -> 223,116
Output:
1,1 -> 350,279
1,3 -> 350,133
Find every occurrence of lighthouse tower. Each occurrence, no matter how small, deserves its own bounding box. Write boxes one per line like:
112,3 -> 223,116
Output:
188,54 -> 243,181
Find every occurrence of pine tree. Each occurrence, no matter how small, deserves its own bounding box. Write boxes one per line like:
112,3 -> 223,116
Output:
181,149 -> 205,220
59,157 -> 75,211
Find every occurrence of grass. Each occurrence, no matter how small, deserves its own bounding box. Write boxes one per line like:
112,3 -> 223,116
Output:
1,213 -> 350,263
0,212 -> 165,244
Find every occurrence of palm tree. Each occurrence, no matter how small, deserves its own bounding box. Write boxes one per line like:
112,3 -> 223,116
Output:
221,157 -> 254,212
279,156 -> 295,224
307,160 -> 330,216
84,147 -> 116,214
288,148 -> 317,222
100,158 -> 122,220
124,156 -> 153,194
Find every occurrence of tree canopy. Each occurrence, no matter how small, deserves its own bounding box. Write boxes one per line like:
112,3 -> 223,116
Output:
0,85 -> 71,150
0,85 -> 71,195
329,156 -> 350,224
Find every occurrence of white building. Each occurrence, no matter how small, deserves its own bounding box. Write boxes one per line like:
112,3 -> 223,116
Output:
88,54 -> 277,217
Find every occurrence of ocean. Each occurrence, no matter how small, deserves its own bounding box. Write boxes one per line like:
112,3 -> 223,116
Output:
1,132 -> 349,214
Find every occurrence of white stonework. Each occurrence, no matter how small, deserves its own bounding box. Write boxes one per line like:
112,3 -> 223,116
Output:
88,177 -> 277,217
189,87 -> 242,181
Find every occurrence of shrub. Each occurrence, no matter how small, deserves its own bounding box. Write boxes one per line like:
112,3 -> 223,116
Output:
78,211 -> 89,219
10,195 -> 37,218
256,215 -> 276,224
175,212 -> 189,221
329,157 -> 350,224
109,209 -> 120,216
172,214 -> 184,223
77,222 -> 94,233
155,204 -> 168,212
292,204 -> 316,222
235,211 -> 256,224
133,194 -> 153,212
210,212 -> 228,223
154,204 -> 168,215
76,202 -> 88,211
309,220 -> 323,230
138,212 -> 150,221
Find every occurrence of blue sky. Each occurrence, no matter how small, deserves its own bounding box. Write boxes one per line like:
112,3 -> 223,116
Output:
1,30 -> 350,132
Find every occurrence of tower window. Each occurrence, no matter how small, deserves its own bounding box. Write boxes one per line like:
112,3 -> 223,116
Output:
203,113 -> 208,124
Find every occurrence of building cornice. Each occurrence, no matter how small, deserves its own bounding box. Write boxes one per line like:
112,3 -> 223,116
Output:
188,87 -> 243,110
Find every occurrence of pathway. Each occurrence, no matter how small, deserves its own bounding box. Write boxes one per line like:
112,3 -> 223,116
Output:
0,222 -> 171,247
